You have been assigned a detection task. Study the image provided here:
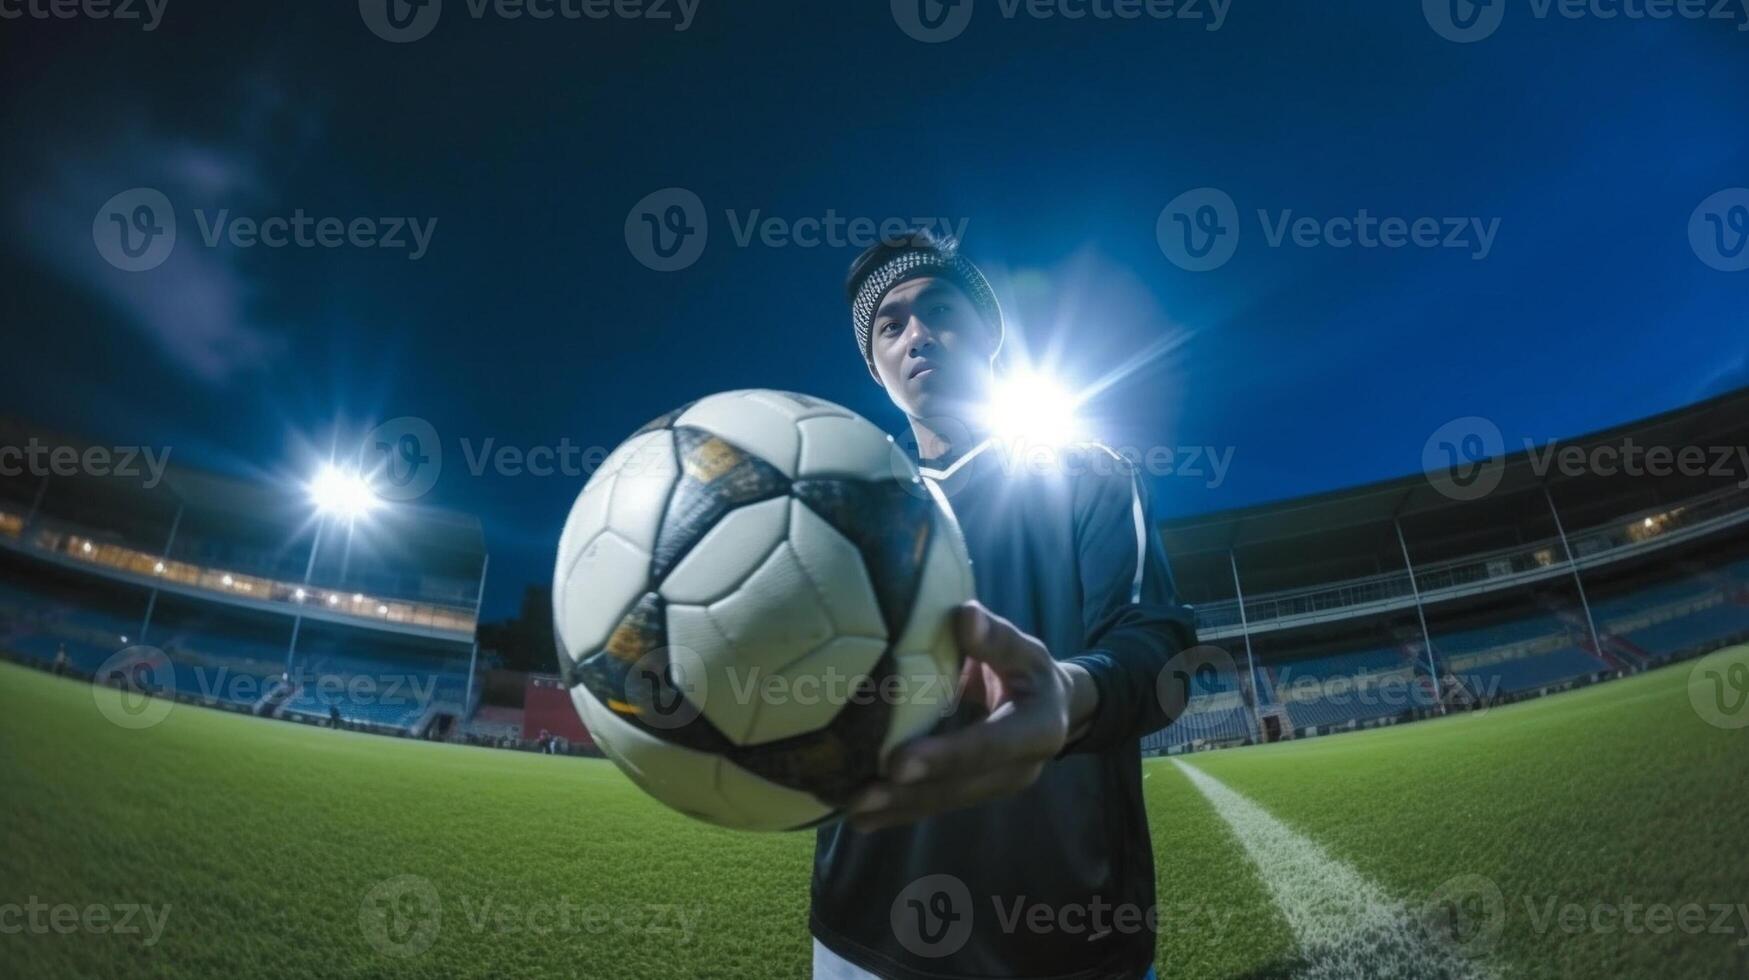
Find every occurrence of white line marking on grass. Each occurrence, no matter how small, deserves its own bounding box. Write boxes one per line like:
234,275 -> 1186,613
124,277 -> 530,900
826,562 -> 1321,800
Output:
1173,760 -> 1493,980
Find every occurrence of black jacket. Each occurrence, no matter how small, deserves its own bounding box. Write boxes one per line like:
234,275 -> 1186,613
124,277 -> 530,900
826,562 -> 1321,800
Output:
811,440 -> 1198,980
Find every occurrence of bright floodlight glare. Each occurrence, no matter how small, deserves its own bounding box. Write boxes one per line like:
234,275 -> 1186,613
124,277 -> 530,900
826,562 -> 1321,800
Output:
309,464 -> 378,521
985,371 -> 1083,447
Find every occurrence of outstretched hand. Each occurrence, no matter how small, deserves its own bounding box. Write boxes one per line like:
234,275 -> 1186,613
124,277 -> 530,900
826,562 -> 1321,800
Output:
846,601 -> 1088,832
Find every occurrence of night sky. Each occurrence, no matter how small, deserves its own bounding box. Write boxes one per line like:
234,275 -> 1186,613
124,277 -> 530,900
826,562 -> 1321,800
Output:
4,1 -> 1747,618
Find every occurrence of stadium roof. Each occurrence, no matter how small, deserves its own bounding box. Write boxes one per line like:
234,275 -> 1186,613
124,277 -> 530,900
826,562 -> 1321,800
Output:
1161,384 -> 1749,601
0,417 -> 485,561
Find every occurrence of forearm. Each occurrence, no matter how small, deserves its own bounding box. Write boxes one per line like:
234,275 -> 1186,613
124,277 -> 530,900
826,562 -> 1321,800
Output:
1060,607 -> 1194,754
1057,661 -> 1098,747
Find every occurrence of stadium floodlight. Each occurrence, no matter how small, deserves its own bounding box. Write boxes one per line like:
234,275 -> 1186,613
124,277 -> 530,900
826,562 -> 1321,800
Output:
308,464 -> 378,522
983,370 -> 1085,448
294,588 -> 307,601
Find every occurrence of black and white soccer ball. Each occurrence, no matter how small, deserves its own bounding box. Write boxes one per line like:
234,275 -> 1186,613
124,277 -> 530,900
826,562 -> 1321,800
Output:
553,390 -> 973,831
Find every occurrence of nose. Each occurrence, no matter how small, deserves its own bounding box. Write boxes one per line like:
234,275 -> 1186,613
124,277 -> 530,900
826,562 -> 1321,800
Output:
902,317 -> 938,357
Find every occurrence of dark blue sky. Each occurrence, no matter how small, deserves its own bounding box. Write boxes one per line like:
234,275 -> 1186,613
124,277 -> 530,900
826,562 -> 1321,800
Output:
4,1 -> 1747,618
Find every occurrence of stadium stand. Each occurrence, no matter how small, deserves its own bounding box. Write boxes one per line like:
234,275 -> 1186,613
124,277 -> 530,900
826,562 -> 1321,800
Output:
0,424 -> 488,738
1157,385 -> 1749,751
1141,663 -> 1257,753
1272,646 -> 1437,731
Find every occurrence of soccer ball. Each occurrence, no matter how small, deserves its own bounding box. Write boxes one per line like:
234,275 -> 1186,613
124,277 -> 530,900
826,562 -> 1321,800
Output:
553,390 -> 973,831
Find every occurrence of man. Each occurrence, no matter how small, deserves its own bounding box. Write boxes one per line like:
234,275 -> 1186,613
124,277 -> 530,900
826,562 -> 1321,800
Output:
810,230 -> 1197,980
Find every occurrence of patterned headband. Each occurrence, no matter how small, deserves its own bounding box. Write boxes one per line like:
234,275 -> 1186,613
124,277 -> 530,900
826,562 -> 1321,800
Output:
850,249 -> 1004,365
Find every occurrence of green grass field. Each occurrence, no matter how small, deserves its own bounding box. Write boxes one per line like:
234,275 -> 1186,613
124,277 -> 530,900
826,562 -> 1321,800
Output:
3,647 -> 1746,979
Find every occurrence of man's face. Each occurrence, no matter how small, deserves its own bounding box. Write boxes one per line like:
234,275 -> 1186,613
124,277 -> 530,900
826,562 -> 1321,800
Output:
867,276 -> 997,422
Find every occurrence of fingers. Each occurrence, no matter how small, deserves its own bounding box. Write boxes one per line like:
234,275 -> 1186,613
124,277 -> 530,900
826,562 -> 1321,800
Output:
887,696 -> 1065,787
953,601 -> 1040,674
838,602 -> 1071,832
848,760 -> 1045,832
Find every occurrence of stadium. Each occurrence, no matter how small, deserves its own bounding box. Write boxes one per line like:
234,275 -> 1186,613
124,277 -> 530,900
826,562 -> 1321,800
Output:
3,384 -> 1746,978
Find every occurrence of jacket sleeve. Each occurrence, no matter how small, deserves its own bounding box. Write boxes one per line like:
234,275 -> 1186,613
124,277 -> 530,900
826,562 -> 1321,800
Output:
1061,450 -> 1199,754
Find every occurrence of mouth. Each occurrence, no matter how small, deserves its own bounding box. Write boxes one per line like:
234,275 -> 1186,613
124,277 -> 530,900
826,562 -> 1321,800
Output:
908,361 -> 938,381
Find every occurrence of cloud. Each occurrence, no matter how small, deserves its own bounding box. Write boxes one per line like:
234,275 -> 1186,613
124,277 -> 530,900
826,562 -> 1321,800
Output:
10,113 -> 287,385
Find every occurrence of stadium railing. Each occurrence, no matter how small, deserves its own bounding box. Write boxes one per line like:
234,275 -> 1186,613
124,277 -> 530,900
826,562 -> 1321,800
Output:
0,507 -> 478,640
1192,485 -> 1749,638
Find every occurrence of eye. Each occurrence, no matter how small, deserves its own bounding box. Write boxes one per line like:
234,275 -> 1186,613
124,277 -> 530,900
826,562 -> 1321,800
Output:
878,320 -> 901,336
928,302 -> 954,316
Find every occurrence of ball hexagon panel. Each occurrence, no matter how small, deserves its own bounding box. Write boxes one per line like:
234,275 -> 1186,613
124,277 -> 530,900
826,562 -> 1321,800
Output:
554,470 -> 612,588
796,413 -> 907,482
555,529 -> 654,667
604,430 -> 680,554
661,603 -> 747,741
658,496 -> 790,606
704,541 -> 838,673
652,426 -> 790,582
786,499 -> 887,641
674,392 -> 806,479
757,634 -> 889,745
742,389 -> 856,424
790,479 -> 938,639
